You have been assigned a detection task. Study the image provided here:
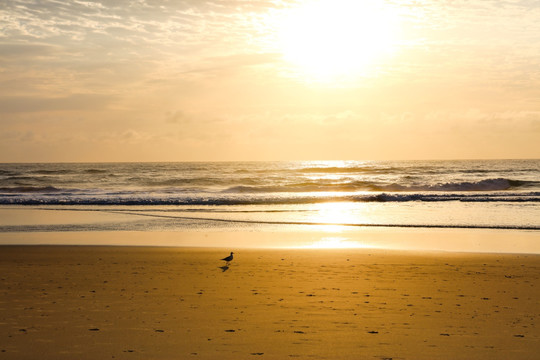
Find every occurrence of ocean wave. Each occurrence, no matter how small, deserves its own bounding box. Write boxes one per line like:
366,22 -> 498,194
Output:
221,184 -> 347,193
376,178 -> 534,192
221,178 -> 537,193
85,169 -> 108,174
362,193 -> 540,203
30,169 -> 72,175
295,166 -> 401,174
232,165 -> 405,175
0,186 -> 63,193
1,192 -> 539,205
1,219 -> 537,232
5,176 -> 49,183
138,177 -> 253,187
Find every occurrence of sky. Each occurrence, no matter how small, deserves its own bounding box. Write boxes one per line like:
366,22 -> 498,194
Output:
1,0 -> 539,162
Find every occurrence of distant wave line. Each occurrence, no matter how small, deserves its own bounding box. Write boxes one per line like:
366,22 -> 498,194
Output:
105,210 -> 540,231
2,178 -> 540,196
1,192 -> 540,205
222,178 -> 540,193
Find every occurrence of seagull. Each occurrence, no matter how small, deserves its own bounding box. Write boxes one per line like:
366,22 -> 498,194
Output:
221,252 -> 234,265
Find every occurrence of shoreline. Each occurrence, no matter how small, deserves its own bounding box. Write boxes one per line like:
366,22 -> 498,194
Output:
1,227 -> 540,255
2,243 -> 540,258
1,205 -> 539,255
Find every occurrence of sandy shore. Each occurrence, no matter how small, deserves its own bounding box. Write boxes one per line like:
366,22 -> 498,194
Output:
1,246 -> 539,359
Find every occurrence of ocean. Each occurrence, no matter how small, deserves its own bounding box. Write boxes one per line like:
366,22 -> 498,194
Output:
0,160 -> 539,233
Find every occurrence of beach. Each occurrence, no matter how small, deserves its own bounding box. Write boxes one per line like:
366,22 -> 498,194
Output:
1,240 -> 539,359
3,0 -> 540,355
0,160 -> 539,358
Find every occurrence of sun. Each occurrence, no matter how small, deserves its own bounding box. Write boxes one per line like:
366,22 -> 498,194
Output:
277,0 -> 401,83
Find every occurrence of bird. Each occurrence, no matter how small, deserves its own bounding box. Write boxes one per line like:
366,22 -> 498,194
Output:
221,251 -> 234,265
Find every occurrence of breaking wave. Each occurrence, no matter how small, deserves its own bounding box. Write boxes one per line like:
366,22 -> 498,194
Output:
1,191 -> 539,205
377,178 -> 535,192
0,186 -> 63,193
221,178 -> 537,193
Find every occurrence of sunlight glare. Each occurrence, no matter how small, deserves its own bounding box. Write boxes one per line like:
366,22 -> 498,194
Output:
315,202 -> 359,226
303,236 -> 373,249
277,0 -> 401,83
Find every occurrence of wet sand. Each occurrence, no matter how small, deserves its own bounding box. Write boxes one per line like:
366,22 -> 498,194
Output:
0,245 -> 539,359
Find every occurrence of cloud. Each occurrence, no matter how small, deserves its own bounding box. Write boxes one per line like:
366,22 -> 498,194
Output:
165,110 -> 188,124
0,94 -> 115,113
1,0 -> 539,161
180,52 -> 281,78
0,0 -> 283,97
0,43 -> 58,59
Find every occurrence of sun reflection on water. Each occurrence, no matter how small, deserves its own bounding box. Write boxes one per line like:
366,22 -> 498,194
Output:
305,236 -> 372,249
312,202 -> 362,227
299,202 -> 377,248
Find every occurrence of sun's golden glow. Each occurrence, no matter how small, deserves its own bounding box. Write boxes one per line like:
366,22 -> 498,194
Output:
277,0 -> 401,82
306,236 -> 372,249
303,201 -> 366,234
314,202 -> 358,225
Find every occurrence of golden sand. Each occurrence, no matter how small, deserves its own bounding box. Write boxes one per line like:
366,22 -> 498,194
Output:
0,245 -> 539,359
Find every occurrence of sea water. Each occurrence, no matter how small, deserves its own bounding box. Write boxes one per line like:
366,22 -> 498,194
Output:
0,160 -> 538,233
